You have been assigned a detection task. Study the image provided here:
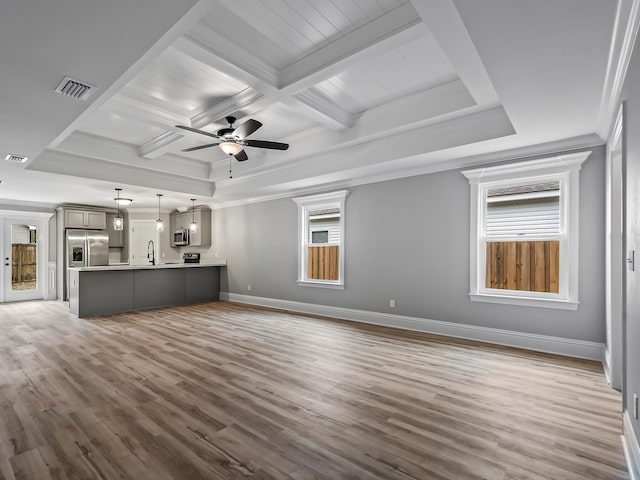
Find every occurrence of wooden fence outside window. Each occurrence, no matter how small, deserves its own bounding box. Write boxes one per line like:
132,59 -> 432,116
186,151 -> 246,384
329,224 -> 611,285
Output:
486,240 -> 559,293
12,244 -> 37,284
308,245 -> 339,281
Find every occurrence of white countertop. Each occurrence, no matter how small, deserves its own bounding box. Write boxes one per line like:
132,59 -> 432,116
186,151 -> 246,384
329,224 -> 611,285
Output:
69,260 -> 227,272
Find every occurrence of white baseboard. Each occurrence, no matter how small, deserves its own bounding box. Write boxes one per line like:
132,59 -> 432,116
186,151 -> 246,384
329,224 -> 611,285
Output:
624,411 -> 640,480
219,292 -> 605,361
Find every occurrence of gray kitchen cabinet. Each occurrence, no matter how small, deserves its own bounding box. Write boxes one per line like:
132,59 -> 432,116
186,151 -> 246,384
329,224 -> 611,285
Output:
169,206 -> 211,247
169,212 -> 190,247
188,207 -> 211,247
106,213 -> 125,247
64,209 -> 107,229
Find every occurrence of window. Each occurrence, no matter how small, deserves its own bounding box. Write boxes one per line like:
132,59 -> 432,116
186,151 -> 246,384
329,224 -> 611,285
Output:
462,152 -> 590,309
292,190 -> 348,289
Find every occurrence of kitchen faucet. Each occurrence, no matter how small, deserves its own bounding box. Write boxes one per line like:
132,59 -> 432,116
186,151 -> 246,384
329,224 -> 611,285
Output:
147,240 -> 155,265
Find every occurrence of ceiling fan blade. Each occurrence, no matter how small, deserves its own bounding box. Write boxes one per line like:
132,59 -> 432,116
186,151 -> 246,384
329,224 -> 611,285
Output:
233,119 -> 262,139
181,143 -> 220,152
244,139 -> 289,150
175,125 -> 220,139
234,150 -> 248,162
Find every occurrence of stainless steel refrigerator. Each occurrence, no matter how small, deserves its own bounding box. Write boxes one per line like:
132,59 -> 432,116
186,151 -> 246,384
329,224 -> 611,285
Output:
65,229 -> 109,300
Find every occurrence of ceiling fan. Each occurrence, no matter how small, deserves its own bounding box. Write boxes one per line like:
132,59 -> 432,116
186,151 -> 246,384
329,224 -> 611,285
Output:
176,116 -> 289,162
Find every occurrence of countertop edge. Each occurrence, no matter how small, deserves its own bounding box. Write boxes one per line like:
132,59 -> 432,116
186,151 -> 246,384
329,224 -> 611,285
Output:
69,262 -> 227,271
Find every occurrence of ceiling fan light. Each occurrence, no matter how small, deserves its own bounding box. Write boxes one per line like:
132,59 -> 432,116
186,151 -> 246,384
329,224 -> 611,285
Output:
219,141 -> 243,156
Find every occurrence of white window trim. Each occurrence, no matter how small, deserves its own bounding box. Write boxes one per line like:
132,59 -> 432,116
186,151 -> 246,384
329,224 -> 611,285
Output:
292,190 -> 348,289
462,151 -> 591,310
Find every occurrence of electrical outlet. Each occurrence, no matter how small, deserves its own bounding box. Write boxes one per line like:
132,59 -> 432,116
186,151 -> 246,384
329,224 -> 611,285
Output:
248,284 -> 252,292
634,393 -> 638,419
389,299 -> 395,308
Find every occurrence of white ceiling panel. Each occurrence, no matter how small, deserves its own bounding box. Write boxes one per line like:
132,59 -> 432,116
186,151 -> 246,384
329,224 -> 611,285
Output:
204,0 -> 413,70
312,33 -> 456,115
198,8 -> 293,70
76,109 -> 166,146
244,103 -> 319,140
124,46 -> 248,113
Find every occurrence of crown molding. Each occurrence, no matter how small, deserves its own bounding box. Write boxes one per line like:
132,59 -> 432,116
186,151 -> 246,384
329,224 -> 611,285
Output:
598,0 -> 640,140
211,133 -> 602,210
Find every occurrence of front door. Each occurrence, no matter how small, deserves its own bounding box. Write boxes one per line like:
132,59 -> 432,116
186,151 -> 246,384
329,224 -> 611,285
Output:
3,220 -> 43,302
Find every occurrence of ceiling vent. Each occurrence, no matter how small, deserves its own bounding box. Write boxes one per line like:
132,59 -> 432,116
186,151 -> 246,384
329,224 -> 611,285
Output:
4,154 -> 28,163
54,76 -> 96,100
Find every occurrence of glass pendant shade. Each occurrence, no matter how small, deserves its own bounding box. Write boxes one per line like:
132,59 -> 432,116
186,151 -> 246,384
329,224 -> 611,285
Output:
219,141 -> 243,155
156,193 -> 164,231
189,198 -> 197,232
114,187 -> 126,231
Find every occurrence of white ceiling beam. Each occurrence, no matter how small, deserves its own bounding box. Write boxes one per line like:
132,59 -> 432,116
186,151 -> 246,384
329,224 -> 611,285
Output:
139,131 -> 184,158
410,0 -> 499,105
279,4 -> 424,93
29,149 -> 215,197
170,5 -> 430,135
54,131 -> 211,180
105,93 -> 191,129
177,29 -> 279,91
175,33 -> 354,129
189,87 -> 268,129
263,79 -> 477,165
292,90 -> 357,129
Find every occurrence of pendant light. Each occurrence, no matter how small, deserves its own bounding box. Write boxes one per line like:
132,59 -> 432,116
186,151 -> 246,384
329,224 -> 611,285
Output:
189,198 -> 197,233
156,193 -> 164,232
113,188 -> 124,231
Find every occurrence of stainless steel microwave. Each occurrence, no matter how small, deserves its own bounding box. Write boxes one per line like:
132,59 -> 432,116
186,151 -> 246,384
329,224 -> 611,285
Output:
173,229 -> 189,246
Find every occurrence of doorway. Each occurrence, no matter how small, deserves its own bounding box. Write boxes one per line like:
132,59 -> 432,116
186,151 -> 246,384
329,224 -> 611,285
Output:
606,105 -> 624,390
2,218 -> 46,302
129,220 -> 159,266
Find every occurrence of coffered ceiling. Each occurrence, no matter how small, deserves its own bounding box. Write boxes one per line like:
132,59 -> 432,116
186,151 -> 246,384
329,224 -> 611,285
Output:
0,0 -> 635,210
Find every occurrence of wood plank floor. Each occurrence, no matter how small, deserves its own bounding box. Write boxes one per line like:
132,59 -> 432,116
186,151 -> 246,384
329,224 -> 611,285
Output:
0,300 -> 628,480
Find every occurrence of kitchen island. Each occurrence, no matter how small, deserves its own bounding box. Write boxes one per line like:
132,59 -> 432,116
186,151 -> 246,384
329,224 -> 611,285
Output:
68,261 -> 226,317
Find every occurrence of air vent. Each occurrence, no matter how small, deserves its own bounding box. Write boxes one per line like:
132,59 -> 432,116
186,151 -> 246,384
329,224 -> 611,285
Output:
4,154 -> 28,163
54,76 -> 96,100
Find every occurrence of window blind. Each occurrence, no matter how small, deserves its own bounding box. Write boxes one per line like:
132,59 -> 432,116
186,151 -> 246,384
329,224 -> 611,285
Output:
486,196 -> 559,236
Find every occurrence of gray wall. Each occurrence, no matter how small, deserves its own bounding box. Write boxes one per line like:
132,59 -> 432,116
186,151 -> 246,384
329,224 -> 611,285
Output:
213,145 -> 606,342
622,28 -> 640,451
